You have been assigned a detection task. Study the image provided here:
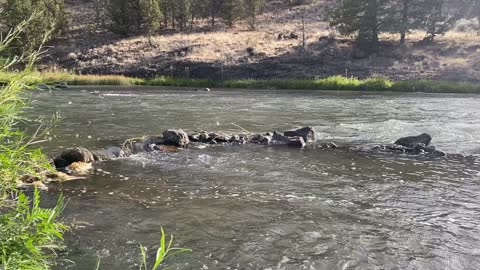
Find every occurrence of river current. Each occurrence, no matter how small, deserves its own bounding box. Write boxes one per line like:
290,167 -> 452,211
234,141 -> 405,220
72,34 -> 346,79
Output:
27,88 -> 480,270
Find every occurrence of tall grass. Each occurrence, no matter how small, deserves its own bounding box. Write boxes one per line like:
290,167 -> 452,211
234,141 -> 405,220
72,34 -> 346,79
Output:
0,11 -> 67,270
2,71 -> 479,93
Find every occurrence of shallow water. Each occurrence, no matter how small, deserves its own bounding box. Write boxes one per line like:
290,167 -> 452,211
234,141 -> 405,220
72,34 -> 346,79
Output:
28,88 -> 480,270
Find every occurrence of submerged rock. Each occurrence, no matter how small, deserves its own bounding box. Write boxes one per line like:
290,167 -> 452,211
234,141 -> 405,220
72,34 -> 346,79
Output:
67,162 -> 93,176
92,146 -> 125,161
287,136 -> 306,148
163,129 -> 190,147
394,133 -> 432,148
272,131 -> 290,144
284,127 -> 317,143
54,147 -> 95,168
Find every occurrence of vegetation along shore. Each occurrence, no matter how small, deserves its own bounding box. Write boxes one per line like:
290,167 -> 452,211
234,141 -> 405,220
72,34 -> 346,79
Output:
1,72 -> 480,93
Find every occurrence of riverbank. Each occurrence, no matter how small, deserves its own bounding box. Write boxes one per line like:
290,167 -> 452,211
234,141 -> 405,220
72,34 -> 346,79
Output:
2,72 -> 480,93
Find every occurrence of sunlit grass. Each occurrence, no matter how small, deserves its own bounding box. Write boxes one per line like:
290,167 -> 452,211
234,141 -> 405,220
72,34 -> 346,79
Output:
1,71 -> 480,93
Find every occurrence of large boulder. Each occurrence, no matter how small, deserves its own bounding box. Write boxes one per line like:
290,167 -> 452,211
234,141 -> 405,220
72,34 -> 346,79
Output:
54,147 -> 95,168
163,129 -> 190,147
284,127 -> 317,143
394,133 -> 432,148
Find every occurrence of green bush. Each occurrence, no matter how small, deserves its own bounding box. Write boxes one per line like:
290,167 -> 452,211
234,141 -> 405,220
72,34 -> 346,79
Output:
0,189 -> 68,270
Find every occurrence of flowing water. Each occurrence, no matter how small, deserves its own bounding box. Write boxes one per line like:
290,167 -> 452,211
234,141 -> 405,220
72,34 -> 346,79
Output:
28,87 -> 480,270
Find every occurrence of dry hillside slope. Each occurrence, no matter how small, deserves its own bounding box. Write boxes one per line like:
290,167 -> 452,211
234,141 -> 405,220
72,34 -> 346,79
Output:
42,0 -> 480,82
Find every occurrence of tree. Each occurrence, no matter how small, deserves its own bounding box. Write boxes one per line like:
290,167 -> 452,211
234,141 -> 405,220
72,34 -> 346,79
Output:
175,0 -> 192,31
140,0 -> 163,45
329,0 -> 384,52
420,0 -> 456,42
2,0 -> 66,53
107,0 -> 143,36
93,0 -> 109,29
209,0 -> 224,28
221,0 -> 243,28
243,0 -> 264,30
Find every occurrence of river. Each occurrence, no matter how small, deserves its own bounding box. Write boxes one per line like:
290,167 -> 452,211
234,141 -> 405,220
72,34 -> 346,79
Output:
27,87 -> 480,270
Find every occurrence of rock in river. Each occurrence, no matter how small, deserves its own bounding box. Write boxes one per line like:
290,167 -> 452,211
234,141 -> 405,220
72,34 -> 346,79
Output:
163,129 -> 190,147
54,147 -> 95,168
394,133 -> 432,148
284,127 -> 318,143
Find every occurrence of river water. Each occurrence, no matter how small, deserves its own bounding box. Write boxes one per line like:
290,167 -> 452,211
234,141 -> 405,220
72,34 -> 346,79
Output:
27,88 -> 480,270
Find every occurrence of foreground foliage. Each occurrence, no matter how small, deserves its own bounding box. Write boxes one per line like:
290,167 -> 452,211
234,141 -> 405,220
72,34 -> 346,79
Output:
139,227 -> 191,270
0,12 -> 66,270
0,190 -> 67,270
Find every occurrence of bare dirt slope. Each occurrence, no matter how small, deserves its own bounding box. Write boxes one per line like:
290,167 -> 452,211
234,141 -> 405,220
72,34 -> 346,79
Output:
43,0 -> 480,82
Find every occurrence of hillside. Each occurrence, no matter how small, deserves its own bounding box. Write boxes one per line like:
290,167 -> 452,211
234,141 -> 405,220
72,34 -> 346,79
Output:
41,0 -> 480,82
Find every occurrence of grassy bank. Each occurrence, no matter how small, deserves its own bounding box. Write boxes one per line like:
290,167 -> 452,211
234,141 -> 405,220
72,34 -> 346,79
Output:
2,72 -> 480,93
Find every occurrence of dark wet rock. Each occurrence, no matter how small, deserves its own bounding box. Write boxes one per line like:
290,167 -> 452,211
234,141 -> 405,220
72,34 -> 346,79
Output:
163,129 -> 190,147
249,134 -> 271,144
287,136 -> 306,148
425,145 -> 437,153
188,133 -> 200,142
431,150 -> 447,157
394,133 -> 432,148
204,88 -> 211,92
209,132 -> 231,143
199,132 -> 210,143
413,143 -> 426,151
284,127 -> 317,143
385,144 -> 408,153
272,131 -> 290,144
230,134 -> 248,144
54,147 -> 95,168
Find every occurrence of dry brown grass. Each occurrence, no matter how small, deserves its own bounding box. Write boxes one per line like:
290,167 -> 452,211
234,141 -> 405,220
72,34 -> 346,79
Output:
49,0 -> 480,82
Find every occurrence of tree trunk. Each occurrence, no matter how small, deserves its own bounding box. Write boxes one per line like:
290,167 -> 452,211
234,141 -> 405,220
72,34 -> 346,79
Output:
400,0 -> 409,45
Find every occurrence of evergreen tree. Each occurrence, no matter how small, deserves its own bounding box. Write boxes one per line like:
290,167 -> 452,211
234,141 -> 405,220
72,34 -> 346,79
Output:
2,0 -> 66,53
221,0 -> 243,28
140,0 -> 163,45
329,0 -> 385,52
175,0 -> 192,31
209,0 -> 224,28
420,0 -> 456,41
243,0 -> 264,30
107,0 -> 143,36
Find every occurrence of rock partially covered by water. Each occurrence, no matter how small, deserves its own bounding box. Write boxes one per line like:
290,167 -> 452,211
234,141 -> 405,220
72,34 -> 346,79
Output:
394,133 -> 432,148
375,133 -> 447,157
163,129 -> 190,147
284,127 -> 317,143
287,136 -> 306,148
54,147 -> 95,168
92,146 -> 126,161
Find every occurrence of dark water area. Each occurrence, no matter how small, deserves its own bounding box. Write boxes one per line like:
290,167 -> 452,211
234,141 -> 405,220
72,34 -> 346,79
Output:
27,88 -> 480,269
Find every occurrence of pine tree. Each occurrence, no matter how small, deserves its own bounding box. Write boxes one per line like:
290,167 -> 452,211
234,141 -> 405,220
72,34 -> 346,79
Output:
243,0 -> 264,30
107,0 -> 143,36
221,0 -> 243,28
2,0 -> 66,53
329,0 -> 384,52
209,0 -> 224,28
420,0 -> 456,42
175,0 -> 192,31
140,0 -> 163,45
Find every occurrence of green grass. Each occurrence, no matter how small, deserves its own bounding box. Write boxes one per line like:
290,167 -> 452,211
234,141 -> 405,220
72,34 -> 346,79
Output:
1,71 -> 480,93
